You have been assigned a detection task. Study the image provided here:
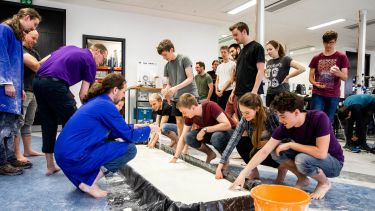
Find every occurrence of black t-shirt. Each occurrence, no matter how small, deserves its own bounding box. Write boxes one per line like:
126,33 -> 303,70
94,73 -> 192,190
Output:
266,56 -> 292,95
23,47 -> 41,92
207,70 -> 217,84
153,100 -> 176,124
235,41 -> 265,97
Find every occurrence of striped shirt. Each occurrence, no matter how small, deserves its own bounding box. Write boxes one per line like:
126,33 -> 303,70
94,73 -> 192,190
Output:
220,111 -> 279,164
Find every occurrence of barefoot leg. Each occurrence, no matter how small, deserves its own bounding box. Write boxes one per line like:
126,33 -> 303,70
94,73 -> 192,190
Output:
281,159 -> 310,188
14,135 -> 29,162
22,135 -> 44,157
274,165 -> 288,184
310,169 -> 332,200
198,144 -> 216,163
45,153 -> 60,176
78,182 -> 107,198
247,167 -> 260,180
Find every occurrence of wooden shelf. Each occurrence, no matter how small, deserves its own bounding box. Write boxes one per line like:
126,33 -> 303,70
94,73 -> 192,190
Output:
127,86 -> 162,91
96,66 -> 123,71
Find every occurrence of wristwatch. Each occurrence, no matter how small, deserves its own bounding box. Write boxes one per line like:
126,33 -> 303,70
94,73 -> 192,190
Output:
203,127 -> 208,133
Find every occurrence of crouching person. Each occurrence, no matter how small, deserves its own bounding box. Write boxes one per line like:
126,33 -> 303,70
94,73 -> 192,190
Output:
230,92 -> 344,200
54,73 -> 159,198
148,93 -> 178,148
170,93 -> 235,164
216,93 -> 287,183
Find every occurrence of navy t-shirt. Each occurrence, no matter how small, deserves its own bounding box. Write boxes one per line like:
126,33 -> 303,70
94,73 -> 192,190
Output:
272,110 -> 344,163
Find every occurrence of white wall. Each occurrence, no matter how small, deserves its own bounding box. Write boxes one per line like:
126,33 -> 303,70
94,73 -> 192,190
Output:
16,0 -> 219,107
286,47 -> 375,98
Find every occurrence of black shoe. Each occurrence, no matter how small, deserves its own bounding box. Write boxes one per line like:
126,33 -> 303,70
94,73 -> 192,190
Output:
343,144 -> 351,150
360,144 -> 372,152
9,160 -> 32,169
0,164 -> 23,176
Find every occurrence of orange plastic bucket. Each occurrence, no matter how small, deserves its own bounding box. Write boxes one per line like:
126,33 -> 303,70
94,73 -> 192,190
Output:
250,184 -> 310,211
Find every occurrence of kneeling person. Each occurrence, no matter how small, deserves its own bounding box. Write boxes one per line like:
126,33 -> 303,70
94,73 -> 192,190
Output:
54,73 -> 158,198
170,93 -> 235,163
231,92 -> 344,200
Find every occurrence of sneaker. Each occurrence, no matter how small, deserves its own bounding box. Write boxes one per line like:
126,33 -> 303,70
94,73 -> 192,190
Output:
351,146 -> 361,153
0,164 -> 23,176
360,144 -> 372,152
9,160 -> 32,169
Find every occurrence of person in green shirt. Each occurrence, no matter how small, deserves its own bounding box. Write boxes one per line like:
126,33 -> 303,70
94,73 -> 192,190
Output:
194,61 -> 214,102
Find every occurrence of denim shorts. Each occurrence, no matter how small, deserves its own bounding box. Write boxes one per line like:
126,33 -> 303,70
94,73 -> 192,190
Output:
161,123 -> 178,135
272,148 -> 343,178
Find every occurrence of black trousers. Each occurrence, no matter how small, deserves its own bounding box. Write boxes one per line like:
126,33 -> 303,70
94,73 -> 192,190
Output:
236,136 -> 279,168
217,90 -> 232,111
33,78 -> 76,153
266,93 -> 278,107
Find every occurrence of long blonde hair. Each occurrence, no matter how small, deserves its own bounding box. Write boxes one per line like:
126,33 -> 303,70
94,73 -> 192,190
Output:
239,92 -> 267,156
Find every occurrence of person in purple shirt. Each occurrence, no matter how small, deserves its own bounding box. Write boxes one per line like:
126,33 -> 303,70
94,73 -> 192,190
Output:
230,92 -> 344,200
32,44 -> 107,176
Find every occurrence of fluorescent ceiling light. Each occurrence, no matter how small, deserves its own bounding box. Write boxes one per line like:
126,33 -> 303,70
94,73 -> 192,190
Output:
227,0 -> 256,15
307,19 -> 346,30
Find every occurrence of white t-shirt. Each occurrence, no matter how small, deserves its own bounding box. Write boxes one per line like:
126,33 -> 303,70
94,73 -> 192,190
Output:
216,60 -> 235,91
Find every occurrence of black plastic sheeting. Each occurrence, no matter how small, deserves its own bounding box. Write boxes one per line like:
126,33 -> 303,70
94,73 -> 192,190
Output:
107,143 -> 258,210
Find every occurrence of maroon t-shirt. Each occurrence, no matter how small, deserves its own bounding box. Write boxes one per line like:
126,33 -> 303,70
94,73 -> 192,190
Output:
272,110 -> 344,163
309,51 -> 350,97
184,101 -> 235,129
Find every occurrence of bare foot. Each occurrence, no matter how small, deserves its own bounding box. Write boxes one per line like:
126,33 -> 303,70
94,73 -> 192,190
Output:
206,151 -> 216,163
222,162 -> 230,171
24,150 -> 44,157
247,168 -> 260,180
310,180 -> 331,200
274,167 -> 288,184
79,183 -> 108,198
46,167 -> 60,176
182,149 -> 189,155
169,140 -> 177,148
16,155 -> 29,162
295,177 -> 310,189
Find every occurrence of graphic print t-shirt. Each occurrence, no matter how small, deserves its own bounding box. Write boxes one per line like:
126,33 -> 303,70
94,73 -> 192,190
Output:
266,56 -> 292,95
309,51 -> 350,97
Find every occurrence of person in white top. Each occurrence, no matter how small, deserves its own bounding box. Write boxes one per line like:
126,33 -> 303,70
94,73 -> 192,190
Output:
215,46 -> 236,111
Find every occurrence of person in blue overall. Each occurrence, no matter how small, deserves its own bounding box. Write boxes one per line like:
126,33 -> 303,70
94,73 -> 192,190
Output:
0,8 -> 41,175
54,73 -> 159,198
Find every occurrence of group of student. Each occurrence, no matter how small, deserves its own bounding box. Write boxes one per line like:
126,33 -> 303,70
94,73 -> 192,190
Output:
0,7 -> 354,201
146,21 -> 350,201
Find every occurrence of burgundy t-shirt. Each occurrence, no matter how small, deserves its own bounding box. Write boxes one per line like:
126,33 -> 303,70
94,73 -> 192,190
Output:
272,110 -> 344,163
309,51 -> 350,97
184,101 -> 235,129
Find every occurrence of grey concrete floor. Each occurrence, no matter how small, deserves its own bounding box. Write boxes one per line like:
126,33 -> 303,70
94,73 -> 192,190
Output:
0,133 -> 374,210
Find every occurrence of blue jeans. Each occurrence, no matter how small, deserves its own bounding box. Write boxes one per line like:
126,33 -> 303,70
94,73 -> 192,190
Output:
273,149 -> 343,178
161,123 -> 178,135
103,143 -> 137,174
311,94 -> 339,123
185,129 -> 233,154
